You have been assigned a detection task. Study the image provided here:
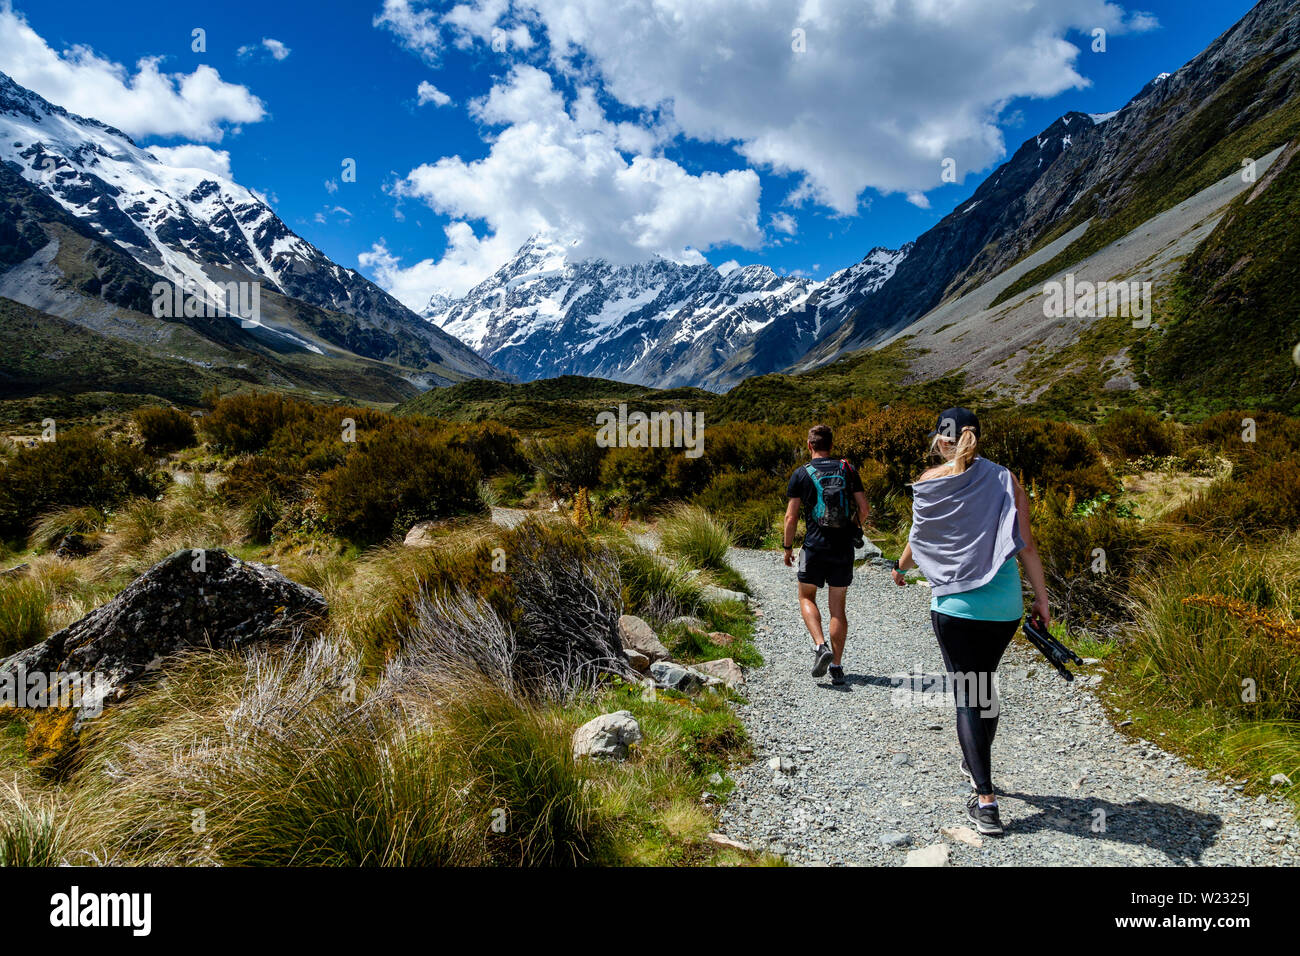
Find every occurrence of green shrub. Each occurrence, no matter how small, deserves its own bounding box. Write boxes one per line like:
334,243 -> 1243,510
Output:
1094,408 -> 1179,459
526,432 -> 607,497
1172,459 -> 1300,537
659,504 -> 733,571
599,446 -> 709,508
1030,488 -> 1154,634
132,406 -> 197,455
1187,410 -> 1300,479
318,422 -> 484,545
835,405 -> 933,490
0,429 -> 163,540
200,392 -> 301,453
983,414 -> 1116,499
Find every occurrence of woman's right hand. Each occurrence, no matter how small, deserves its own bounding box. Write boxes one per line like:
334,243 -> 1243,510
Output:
1031,594 -> 1051,629
891,568 -> 907,587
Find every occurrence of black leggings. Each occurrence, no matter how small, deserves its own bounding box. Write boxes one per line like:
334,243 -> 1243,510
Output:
930,611 -> 1019,795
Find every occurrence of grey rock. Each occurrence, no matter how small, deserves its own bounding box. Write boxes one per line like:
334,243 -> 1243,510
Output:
619,614 -> 671,662
572,710 -> 643,761
0,548 -> 326,708
880,831 -> 913,849
650,660 -> 704,693
694,657 -> 744,688
905,843 -> 950,867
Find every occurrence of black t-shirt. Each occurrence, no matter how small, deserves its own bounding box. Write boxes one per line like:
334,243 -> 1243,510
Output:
787,457 -> 864,557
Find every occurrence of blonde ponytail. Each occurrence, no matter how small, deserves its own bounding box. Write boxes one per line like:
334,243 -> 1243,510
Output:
930,425 -> 979,474
951,426 -> 978,473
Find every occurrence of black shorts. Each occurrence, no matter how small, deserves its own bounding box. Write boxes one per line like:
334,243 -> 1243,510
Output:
797,548 -> 854,588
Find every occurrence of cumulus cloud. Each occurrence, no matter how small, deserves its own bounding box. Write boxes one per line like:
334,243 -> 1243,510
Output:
416,81 -> 452,107
373,66 -> 761,305
374,0 -> 444,62
239,37 -> 292,61
0,3 -> 265,142
147,144 -> 232,178
769,211 -> 797,236
415,0 -> 1154,214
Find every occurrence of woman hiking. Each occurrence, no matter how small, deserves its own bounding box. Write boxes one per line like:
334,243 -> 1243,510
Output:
890,407 -> 1050,836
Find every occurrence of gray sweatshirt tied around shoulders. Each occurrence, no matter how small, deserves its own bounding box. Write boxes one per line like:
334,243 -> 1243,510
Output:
907,456 -> 1024,597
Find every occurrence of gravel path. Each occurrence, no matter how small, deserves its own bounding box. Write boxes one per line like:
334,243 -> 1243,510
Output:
718,547 -> 1300,866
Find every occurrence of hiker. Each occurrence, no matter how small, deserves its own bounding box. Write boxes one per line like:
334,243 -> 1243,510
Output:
890,408 -> 1050,837
784,424 -> 871,686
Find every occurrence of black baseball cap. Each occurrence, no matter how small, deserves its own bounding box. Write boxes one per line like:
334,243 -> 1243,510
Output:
930,407 -> 980,441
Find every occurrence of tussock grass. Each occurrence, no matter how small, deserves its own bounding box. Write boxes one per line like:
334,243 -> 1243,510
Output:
1129,533 -> 1300,720
0,576 -> 47,658
0,781 -> 63,867
27,505 -> 106,552
92,482 -> 246,580
659,504 -> 733,571
63,637 -> 602,866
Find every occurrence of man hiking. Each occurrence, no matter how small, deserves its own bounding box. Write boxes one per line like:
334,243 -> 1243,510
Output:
784,424 -> 870,686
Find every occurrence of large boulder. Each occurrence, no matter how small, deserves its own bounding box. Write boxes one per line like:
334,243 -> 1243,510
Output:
572,710 -> 642,760
618,614 -> 670,662
0,548 -> 327,709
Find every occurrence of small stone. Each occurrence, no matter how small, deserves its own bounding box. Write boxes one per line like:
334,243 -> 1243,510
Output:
905,843 -> 950,867
940,825 -> 983,848
1270,773 -> 1293,787
891,753 -> 913,768
880,831 -> 912,849
708,832 -> 751,852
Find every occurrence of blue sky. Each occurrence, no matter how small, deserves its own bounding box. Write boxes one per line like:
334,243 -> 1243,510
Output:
1,0 -> 1259,308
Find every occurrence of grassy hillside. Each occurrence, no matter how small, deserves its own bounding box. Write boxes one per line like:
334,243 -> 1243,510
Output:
712,341 -> 976,424
395,374 -> 717,433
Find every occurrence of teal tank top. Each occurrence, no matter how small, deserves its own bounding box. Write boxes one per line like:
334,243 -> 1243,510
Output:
931,556 -> 1024,622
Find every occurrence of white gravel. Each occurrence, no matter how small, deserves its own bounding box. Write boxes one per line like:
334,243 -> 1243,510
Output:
717,547 -> 1300,866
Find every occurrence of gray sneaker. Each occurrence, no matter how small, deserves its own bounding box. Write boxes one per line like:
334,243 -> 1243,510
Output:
811,642 -> 833,678
966,793 -> 1004,836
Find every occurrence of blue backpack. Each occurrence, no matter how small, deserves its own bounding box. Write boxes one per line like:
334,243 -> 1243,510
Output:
804,459 -> 853,528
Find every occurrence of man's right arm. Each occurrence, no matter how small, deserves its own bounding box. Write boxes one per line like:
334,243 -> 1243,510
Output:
782,497 -> 800,566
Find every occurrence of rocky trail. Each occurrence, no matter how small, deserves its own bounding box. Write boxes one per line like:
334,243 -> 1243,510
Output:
717,547 -> 1299,867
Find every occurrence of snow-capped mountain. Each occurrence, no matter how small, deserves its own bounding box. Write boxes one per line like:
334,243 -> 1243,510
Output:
423,234 -> 907,389
0,70 -> 500,384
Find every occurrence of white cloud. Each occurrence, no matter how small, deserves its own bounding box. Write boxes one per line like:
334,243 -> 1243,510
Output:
716,259 -> 740,276
420,0 -> 1154,214
769,211 -> 797,236
416,81 -> 452,107
375,66 -> 761,304
374,0 -> 444,62
324,179 -> 339,194
0,3 -> 265,142
239,37 -> 292,61
1127,11 -> 1160,32
147,144 -> 232,178
906,191 -> 931,210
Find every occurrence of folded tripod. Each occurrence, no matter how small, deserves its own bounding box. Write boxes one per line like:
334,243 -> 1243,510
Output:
1022,616 -> 1084,681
